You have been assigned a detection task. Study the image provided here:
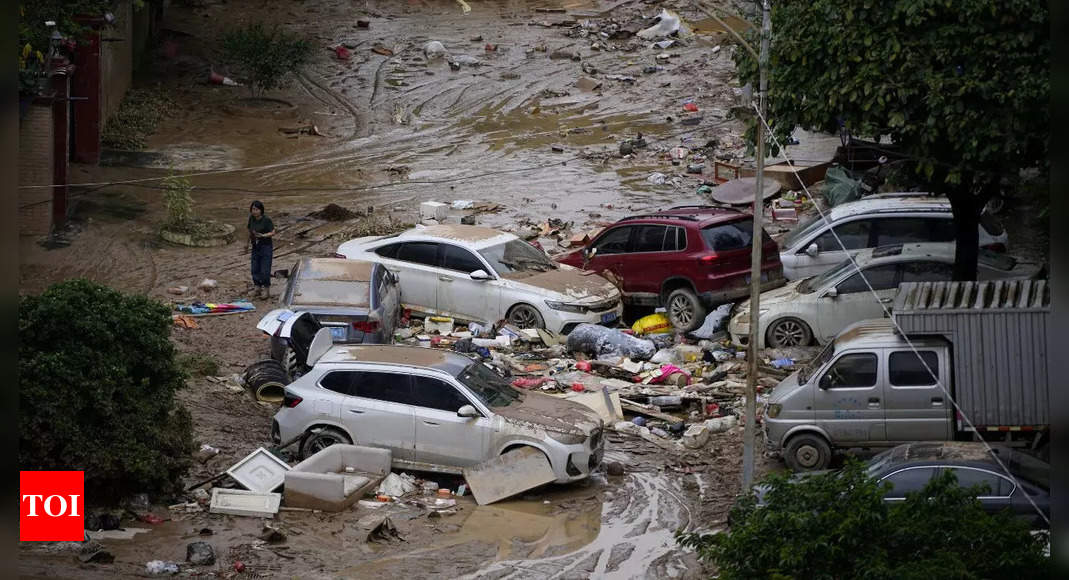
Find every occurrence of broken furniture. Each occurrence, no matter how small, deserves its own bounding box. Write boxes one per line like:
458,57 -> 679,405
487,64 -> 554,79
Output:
283,445 -> 391,511
226,447 -> 291,492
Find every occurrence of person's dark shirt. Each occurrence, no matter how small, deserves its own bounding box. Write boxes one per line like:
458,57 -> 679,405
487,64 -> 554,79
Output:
248,215 -> 274,244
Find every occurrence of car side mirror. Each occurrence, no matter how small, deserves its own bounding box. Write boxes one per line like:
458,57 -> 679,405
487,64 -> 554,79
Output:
819,373 -> 833,390
805,243 -> 819,257
824,287 -> 838,299
457,404 -> 478,418
469,269 -> 491,281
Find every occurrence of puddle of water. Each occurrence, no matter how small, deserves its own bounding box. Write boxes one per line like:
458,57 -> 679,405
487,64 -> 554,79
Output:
690,15 -> 754,35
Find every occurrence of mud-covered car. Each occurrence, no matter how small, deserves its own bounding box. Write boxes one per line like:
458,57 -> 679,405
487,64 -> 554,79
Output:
335,225 -> 622,334
272,344 -> 605,482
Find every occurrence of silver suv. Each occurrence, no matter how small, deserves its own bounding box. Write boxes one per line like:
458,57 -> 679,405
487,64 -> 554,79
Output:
778,194 -> 1008,280
272,345 -> 605,483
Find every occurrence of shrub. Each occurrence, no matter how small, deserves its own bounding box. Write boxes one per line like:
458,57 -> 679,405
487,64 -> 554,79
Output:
101,87 -> 172,150
162,173 -> 195,231
19,279 -> 194,502
678,460 -> 1049,579
222,23 -> 311,97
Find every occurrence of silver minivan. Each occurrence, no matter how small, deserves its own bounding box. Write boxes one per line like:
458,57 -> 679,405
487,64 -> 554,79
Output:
764,318 -> 953,471
778,194 -> 1008,280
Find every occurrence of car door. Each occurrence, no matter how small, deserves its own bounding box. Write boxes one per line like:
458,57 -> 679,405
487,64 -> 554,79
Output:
884,349 -> 952,441
409,373 -> 491,468
583,226 -> 633,284
324,370 -> 415,461
617,224 -> 672,295
815,263 -> 899,342
812,351 -> 885,442
377,241 -> 440,316
437,243 -> 500,323
792,218 -> 875,278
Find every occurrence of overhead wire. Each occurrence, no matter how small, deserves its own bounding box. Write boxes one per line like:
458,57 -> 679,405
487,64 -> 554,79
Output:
751,103 -> 1050,527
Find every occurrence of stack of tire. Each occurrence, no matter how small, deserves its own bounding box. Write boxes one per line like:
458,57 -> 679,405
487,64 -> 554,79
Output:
243,359 -> 289,403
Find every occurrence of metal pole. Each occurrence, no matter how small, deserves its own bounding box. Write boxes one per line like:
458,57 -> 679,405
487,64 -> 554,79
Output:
742,0 -> 771,490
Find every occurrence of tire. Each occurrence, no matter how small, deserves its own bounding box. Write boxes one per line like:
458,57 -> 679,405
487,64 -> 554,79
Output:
299,427 -> 352,460
666,288 -> 706,332
784,433 -> 832,471
507,303 -> 545,329
766,317 -> 813,348
283,347 -> 304,381
243,359 -> 289,403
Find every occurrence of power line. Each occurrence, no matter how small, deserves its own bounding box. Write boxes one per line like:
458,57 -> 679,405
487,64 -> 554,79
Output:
752,102 -> 1051,527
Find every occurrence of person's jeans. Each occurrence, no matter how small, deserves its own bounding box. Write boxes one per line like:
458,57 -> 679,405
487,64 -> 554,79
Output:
251,242 -> 273,288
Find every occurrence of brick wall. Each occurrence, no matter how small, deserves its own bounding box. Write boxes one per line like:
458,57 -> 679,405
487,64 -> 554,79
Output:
18,102 -> 55,236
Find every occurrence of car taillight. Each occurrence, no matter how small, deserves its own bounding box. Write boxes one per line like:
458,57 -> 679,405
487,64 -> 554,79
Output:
282,392 -> 302,408
700,254 -> 718,262
352,320 -> 380,332
981,243 -> 1006,253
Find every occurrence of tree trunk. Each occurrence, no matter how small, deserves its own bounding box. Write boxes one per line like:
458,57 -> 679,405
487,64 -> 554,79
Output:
948,191 -> 981,281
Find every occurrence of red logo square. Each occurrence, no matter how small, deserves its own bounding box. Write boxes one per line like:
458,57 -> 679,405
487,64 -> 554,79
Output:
20,471 -> 85,541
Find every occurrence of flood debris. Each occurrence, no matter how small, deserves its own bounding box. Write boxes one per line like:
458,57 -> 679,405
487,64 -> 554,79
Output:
186,541 -> 216,566
308,203 -> 361,221
463,447 -> 558,506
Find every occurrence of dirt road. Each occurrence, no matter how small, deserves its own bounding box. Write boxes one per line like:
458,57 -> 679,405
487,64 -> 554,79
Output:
18,1 -> 783,577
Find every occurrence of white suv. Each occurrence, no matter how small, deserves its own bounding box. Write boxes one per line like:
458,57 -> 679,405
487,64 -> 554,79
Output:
778,194 -> 1008,280
272,344 -> 605,482
336,225 -> 623,334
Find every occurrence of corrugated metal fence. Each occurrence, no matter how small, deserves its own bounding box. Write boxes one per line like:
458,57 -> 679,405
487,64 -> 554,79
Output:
892,280 -> 1050,428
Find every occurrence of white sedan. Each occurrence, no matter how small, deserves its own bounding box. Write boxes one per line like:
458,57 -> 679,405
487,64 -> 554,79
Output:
336,225 -> 623,334
729,243 -> 1041,348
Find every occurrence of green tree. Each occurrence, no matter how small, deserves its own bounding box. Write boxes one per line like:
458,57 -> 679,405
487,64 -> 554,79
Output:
678,460 -> 1049,578
735,1 -> 1048,280
19,279 -> 194,502
222,22 -> 312,98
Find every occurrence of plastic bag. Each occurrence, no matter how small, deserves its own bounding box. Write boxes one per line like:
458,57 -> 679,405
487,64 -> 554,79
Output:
632,313 -> 673,335
689,303 -> 733,339
566,324 -> 656,361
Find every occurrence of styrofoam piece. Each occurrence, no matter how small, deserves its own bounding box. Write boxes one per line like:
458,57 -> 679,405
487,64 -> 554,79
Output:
209,488 -> 281,517
226,447 -> 291,493
420,201 -> 448,221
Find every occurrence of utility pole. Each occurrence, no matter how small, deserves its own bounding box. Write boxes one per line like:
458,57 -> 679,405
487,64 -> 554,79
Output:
742,0 -> 771,490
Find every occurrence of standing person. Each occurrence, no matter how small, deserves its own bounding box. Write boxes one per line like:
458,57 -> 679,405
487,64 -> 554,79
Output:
246,200 -> 275,299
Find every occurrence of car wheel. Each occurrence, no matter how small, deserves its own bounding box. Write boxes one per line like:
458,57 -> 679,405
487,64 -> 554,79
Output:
283,347 -> 304,381
666,288 -> 707,332
507,304 -> 545,329
299,427 -> 351,460
767,317 -> 812,348
784,434 -> 831,471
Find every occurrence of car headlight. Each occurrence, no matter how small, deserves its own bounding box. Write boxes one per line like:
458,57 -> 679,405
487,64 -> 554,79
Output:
766,403 -> 782,418
545,300 -> 588,313
548,431 -> 587,445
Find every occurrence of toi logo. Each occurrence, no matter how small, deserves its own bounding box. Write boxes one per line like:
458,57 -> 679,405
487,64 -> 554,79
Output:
20,471 -> 85,541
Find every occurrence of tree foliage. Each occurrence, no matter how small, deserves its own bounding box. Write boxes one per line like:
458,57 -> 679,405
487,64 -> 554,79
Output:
678,460 -> 1049,579
222,23 -> 312,97
19,279 -> 194,502
735,0 -> 1048,279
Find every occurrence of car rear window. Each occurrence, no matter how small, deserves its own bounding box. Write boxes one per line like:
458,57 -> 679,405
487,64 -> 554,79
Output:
291,280 -> 371,307
701,219 -> 770,252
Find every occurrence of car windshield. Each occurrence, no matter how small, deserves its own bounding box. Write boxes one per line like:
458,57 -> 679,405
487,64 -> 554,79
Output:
456,362 -> 523,408
798,340 -> 835,383
478,240 -> 556,275
780,214 -> 827,249
798,258 -> 862,293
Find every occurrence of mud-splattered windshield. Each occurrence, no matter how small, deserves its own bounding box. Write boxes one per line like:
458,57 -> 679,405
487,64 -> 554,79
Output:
479,240 -> 556,275
457,362 -> 522,408
799,340 -> 835,383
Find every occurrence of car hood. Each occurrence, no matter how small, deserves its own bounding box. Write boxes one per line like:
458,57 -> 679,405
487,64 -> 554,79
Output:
494,391 -> 603,436
768,371 -> 808,404
500,266 -> 620,303
734,279 -> 807,318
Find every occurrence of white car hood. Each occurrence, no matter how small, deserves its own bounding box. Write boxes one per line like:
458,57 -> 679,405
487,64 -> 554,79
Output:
499,267 -> 620,303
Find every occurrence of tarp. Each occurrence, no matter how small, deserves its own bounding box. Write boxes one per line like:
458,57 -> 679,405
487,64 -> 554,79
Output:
821,166 -> 863,207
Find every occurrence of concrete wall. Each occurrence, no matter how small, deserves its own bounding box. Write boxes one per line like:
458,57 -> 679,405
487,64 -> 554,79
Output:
19,102 -> 55,236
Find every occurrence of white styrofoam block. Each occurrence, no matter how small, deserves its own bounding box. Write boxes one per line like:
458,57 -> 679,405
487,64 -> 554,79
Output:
420,201 -> 448,221
210,488 -> 281,518
226,447 -> 291,493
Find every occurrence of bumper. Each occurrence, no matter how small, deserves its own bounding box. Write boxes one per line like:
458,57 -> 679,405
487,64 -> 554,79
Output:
544,302 -> 624,335
547,434 -> 605,483
728,314 -> 759,348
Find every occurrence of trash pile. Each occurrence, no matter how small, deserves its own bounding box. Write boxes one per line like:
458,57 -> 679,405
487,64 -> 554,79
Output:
390,307 -> 793,453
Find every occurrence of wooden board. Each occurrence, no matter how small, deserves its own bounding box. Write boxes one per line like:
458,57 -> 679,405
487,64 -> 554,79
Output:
463,447 -> 557,506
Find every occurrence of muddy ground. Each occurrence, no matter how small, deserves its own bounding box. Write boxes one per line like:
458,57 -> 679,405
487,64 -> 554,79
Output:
18,0 -> 1047,578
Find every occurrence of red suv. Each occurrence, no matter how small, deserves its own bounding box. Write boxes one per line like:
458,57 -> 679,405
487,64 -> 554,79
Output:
557,206 -> 786,331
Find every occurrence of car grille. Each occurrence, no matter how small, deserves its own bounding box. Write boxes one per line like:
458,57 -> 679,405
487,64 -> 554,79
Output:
588,299 -> 619,313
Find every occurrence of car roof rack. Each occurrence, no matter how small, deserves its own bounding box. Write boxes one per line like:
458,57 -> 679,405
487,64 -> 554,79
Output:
617,213 -> 700,222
